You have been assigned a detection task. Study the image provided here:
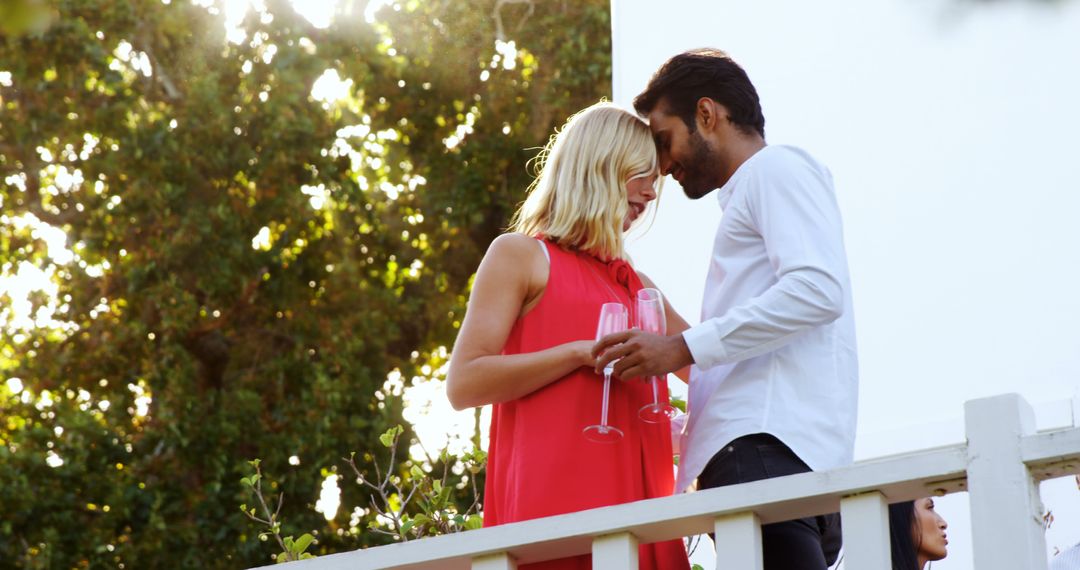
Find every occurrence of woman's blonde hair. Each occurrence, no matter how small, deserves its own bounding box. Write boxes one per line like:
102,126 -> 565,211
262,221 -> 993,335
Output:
509,101 -> 658,261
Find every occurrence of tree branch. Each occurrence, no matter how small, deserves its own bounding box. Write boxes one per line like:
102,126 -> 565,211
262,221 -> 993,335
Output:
492,0 -> 535,42
134,23 -> 182,101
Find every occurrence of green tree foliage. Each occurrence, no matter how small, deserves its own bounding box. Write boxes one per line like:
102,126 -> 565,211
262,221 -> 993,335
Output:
0,0 -> 610,567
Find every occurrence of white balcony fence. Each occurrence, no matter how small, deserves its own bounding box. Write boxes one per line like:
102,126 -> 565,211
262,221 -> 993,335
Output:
259,393 -> 1080,570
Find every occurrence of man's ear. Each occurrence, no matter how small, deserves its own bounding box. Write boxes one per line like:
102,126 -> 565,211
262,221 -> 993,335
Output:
695,97 -> 726,133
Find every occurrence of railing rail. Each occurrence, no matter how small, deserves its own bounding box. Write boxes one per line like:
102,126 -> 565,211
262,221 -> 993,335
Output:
259,393 -> 1080,570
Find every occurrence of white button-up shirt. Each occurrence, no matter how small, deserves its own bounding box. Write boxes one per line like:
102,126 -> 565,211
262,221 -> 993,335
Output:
676,145 -> 858,492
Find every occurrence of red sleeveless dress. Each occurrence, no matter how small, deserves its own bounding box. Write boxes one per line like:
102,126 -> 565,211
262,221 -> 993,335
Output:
482,240 -> 690,570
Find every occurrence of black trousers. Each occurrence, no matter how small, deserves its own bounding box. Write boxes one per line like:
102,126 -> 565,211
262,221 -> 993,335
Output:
698,433 -> 842,570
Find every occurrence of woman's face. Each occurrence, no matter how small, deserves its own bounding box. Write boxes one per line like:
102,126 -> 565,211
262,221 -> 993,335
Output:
623,172 -> 659,231
914,497 -> 948,566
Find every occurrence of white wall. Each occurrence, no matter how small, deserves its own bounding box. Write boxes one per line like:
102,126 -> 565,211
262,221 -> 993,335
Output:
614,1 -> 1080,568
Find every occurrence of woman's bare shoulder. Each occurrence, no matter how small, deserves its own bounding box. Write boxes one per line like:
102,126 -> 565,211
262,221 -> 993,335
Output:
489,232 -> 543,253
480,233 -> 546,273
636,269 -> 657,289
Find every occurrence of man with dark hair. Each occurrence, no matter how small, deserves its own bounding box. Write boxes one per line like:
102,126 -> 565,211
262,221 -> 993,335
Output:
594,48 -> 857,569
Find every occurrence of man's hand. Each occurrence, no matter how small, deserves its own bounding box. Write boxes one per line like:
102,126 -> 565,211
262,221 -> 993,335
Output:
591,330 -> 694,380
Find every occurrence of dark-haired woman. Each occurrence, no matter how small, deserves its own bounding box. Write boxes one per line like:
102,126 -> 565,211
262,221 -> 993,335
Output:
890,497 -> 948,569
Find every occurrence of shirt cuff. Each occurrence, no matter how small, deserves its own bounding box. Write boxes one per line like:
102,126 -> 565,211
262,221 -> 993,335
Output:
682,321 -> 728,370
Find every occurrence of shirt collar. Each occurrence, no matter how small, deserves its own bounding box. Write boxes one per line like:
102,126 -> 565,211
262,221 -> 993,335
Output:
715,145 -> 769,210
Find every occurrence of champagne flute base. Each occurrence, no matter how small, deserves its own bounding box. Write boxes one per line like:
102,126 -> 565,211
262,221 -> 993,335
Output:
583,424 -> 624,443
638,404 -> 678,424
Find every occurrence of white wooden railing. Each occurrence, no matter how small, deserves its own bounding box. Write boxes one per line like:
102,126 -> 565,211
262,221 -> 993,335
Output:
260,393 -> 1080,570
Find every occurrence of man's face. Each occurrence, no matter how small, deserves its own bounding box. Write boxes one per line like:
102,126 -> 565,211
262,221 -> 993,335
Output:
646,106 -> 718,200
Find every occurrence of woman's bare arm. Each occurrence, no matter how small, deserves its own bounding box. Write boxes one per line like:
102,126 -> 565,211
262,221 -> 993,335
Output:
446,234 -> 596,410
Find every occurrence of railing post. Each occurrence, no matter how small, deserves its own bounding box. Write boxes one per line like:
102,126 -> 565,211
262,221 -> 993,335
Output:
965,394 -> 1048,570
472,552 -> 517,570
592,532 -> 638,569
840,492 -> 891,569
1072,390 -> 1080,427
714,512 -> 762,570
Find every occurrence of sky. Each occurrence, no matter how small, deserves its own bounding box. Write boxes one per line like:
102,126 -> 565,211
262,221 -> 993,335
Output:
614,0 -> 1080,567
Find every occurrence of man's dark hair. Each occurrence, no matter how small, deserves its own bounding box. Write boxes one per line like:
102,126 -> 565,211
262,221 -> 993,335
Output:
633,48 -> 765,138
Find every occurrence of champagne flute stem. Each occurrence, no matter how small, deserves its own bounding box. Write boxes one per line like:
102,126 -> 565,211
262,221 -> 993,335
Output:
601,371 -> 612,426
651,376 -> 660,406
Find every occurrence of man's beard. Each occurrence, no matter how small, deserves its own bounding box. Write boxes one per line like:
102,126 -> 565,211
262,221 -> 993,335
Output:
680,130 -> 719,200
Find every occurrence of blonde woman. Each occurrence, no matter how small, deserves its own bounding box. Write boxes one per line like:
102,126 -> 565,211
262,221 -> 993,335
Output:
446,102 -> 691,570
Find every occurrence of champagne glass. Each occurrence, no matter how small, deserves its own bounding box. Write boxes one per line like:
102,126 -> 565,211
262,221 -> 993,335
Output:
584,303 -> 628,443
637,288 -> 678,423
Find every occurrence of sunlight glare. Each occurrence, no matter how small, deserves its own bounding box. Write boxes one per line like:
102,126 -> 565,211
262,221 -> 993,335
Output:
293,0 -> 336,29
5,377 -> 23,395
209,0 -> 388,39
127,382 -> 152,417
0,260 -> 60,331
365,0 -> 391,23
442,108 -> 478,150
310,69 -> 353,104
300,184 -> 329,210
495,40 -> 518,70
398,354 -> 489,465
251,226 -> 272,250
314,473 -> 341,521
46,450 -> 65,468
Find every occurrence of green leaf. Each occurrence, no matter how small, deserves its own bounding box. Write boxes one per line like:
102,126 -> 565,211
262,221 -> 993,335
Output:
379,425 -> 404,448
670,396 -> 687,413
292,533 -> 315,555
435,484 -> 452,507
464,515 -> 484,530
